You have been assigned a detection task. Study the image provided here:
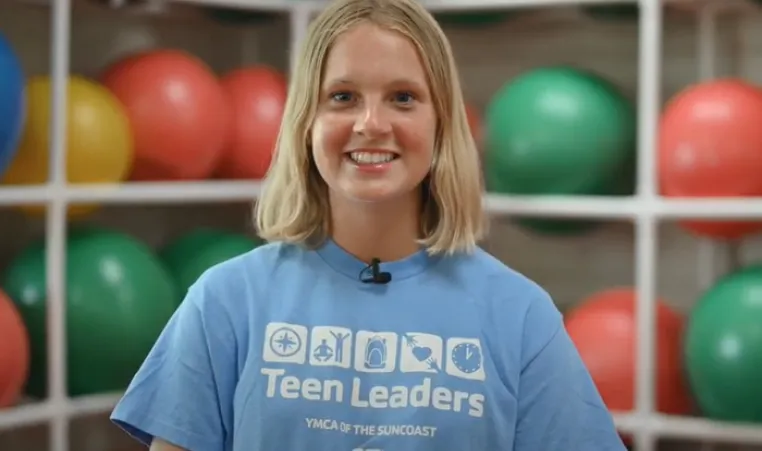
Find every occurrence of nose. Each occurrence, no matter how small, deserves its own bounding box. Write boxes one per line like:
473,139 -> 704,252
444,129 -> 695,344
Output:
353,101 -> 392,138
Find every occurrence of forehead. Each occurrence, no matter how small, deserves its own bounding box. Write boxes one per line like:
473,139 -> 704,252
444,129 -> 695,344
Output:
322,22 -> 428,87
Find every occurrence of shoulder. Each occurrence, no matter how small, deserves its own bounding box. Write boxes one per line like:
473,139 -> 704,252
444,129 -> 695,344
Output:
437,247 -> 562,364
181,241 -> 311,316
439,246 -> 558,315
191,241 -> 309,292
199,240 -> 306,281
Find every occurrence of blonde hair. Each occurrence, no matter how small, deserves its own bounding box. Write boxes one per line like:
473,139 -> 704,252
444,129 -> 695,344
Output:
255,0 -> 487,255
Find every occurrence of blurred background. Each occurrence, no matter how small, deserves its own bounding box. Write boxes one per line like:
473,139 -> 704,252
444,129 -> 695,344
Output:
1,0 -> 762,450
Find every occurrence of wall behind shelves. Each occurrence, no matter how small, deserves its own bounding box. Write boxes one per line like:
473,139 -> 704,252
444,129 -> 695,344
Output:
1,1 -> 762,450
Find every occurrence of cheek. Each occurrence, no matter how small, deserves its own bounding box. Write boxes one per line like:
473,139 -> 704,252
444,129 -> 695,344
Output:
312,114 -> 353,159
397,112 -> 437,162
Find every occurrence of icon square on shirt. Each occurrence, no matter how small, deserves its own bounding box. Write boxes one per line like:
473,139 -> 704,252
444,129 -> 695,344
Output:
309,326 -> 353,368
445,337 -> 486,381
400,332 -> 443,373
354,331 -> 398,373
263,322 -> 309,364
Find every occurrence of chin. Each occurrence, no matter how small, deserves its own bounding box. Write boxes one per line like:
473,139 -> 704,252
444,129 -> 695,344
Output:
340,183 -> 407,204
346,190 -> 400,204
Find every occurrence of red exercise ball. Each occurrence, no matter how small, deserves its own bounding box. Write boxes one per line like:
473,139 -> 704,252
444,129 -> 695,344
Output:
565,288 -> 693,416
217,66 -> 287,180
659,79 -> 762,240
101,49 -> 230,181
0,288 -> 29,408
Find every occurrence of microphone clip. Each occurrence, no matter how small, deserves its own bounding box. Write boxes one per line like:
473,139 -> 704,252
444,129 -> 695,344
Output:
359,258 -> 392,285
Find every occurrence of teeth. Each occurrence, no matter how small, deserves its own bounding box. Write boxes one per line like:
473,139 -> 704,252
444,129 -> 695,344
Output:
349,152 -> 395,164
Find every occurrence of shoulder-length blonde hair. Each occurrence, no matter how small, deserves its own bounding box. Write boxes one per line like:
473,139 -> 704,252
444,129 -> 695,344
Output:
255,0 -> 487,255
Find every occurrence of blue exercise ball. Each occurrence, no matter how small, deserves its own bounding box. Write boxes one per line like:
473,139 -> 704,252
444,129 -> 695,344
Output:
0,33 -> 25,177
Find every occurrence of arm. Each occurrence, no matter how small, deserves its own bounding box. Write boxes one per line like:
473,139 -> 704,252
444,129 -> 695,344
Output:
514,292 -> 626,451
110,274 -> 238,451
150,439 -> 187,451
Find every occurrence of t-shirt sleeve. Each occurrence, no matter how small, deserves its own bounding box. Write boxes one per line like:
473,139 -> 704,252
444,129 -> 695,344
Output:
110,278 -> 236,451
513,290 -> 627,451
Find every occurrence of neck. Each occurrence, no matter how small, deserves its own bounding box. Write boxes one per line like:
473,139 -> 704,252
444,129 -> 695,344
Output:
329,194 -> 422,263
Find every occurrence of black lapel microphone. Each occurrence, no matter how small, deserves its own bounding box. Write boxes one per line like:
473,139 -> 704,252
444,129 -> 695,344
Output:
359,258 -> 392,285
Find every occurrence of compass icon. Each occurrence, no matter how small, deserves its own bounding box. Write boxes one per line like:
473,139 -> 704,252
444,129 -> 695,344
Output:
269,326 -> 303,358
263,322 -> 308,364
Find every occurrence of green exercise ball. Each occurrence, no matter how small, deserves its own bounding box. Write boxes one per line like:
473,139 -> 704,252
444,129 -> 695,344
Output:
159,228 -> 231,273
485,66 -> 636,195
514,218 -> 598,236
1,228 -> 176,398
160,229 -> 262,303
582,5 -> 639,21
484,67 -> 636,235
684,265 -> 762,422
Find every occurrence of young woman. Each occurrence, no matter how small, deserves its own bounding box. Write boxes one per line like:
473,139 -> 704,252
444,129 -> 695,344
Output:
111,0 -> 626,449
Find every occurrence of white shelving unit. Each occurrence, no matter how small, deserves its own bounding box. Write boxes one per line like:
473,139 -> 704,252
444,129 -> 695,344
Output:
1,0 -> 762,450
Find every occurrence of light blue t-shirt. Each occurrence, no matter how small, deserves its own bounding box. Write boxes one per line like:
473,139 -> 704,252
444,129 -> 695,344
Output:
111,239 -> 625,451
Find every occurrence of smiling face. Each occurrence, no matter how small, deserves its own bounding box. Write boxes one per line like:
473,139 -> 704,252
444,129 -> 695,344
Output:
311,22 -> 437,205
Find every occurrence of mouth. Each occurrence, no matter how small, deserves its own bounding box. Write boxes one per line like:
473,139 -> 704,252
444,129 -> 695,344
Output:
345,150 -> 400,165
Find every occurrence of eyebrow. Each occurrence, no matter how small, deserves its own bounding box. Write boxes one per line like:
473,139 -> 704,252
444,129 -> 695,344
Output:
323,77 -> 426,89
323,78 -> 352,86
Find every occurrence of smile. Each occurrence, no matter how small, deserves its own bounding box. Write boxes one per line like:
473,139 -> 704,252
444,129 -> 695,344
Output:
347,151 -> 399,165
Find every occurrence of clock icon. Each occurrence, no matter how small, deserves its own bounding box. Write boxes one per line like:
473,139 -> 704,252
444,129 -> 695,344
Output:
451,342 -> 482,374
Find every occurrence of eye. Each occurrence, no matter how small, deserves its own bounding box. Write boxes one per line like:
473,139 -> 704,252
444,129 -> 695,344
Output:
329,91 -> 354,103
394,91 -> 415,105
